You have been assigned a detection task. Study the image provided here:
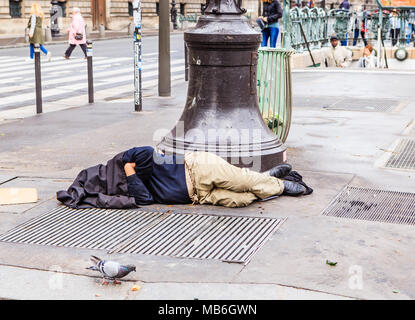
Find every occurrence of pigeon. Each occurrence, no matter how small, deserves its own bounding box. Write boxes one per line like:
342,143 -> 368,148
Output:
86,255 -> 136,285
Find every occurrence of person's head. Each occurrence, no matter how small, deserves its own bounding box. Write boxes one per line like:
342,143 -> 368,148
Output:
330,35 -> 339,48
363,44 -> 373,57
30,3 -> 44,18
72,7 -> 81,15
263,0 -> 273,3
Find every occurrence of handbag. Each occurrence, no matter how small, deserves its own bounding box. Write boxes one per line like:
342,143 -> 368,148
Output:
74,33 -> 83,40
256,18 -> 266,31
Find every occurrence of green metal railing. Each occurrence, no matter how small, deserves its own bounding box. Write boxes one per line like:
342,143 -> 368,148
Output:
284,7 -> 351,51
282,0 -> 415,50
179,14 -> 198,22
257,48 -> 293,143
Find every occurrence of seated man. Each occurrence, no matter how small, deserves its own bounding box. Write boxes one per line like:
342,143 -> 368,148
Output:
358,44 -> 377,69
57,146 -> 309,209
323,35 -> 352,68
123,146 -> 307,208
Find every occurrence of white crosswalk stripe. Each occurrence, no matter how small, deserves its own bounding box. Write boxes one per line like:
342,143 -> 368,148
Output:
0,55 -> 185,120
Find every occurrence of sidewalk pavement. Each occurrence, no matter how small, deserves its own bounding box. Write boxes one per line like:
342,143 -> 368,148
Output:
0,69 -> 414,299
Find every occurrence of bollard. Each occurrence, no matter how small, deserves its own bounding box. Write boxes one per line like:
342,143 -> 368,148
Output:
158,0 -> 171,96
45,27 -> 52,42
85,24 -> 92,38
25,28 -> 29,43
99,24 -> 106,38
86,41 -> 94,103
184,42 -> 188,81
34,44 -> 43,114
128,22 -> 135,35
133,0 -> 143,112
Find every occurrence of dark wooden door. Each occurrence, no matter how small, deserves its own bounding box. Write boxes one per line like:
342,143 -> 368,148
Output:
91,0 -> 107,29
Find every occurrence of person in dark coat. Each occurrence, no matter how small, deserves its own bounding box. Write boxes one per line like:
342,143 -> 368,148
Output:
259,0 -> 283,48
57,146 -> 310,209
339,0 -> 350,10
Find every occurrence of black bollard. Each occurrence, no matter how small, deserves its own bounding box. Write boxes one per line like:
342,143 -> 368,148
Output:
87,41 -> 94,103
184,42 -> 188,82
34,44 -> 43,114
158,0 -> 171,97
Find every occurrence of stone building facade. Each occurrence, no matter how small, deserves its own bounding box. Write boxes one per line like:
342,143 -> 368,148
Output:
0,0 -> 213,35
0,0 -> 378,36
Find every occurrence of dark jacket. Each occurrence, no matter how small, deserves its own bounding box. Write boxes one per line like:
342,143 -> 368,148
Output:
56,152 -> 138,209
122,146 -> 190,205
339,0 -> 350,10
262,0 -> 283,25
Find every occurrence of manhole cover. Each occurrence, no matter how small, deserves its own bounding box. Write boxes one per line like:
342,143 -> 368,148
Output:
0,207 -> 285,264
384,138 -> 415,170
322,186 -> 415,225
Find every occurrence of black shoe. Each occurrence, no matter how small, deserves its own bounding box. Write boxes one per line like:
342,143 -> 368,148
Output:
282,180 -> 306,196
269,163 -> 292,179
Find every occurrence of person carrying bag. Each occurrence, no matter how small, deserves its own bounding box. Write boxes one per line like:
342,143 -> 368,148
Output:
258,0 -> 283,48
64,7 -> 87,59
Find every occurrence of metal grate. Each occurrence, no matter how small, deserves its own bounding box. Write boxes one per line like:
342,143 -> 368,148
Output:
385,138 -> 415,170
0,207 -> 285,264
322,186 -> 415,225
0,207 -> 165,251
322,100 -> 394,112
293,97 -> 397,112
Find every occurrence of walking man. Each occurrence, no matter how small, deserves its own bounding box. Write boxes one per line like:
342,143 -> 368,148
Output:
352,8 -> 368,46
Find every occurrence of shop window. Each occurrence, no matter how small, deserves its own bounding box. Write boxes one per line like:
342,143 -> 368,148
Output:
180,3 -> 185,15
156,2 -> 159,15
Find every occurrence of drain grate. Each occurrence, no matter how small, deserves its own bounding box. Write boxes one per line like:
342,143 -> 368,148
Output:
293,97 -> 397,112
385,138 -> 415,170
0,207 -> 285,264
322,100 -> 395,112
322,186 -> 415,225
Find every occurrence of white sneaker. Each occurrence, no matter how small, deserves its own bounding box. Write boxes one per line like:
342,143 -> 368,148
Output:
47,52 -> 52,62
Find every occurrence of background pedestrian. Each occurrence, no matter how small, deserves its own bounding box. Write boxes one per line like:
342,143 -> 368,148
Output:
64,7 -> 87,59
259,0 -> 283,48
27,3 -> 52,61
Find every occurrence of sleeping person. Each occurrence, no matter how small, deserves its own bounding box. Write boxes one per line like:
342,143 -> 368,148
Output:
57,146 -> 310,209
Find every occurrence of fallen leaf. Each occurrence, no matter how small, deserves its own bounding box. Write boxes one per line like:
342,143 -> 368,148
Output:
95,293 -> 100,297
326,260 -> 337,266
131,285 -> 141,292
393,290 -> 399,294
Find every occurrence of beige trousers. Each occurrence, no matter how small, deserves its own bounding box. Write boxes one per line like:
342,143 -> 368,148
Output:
184,151 -> 284,208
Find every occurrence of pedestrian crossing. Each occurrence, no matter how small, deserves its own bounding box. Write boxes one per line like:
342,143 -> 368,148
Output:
0,53 -> 185,120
